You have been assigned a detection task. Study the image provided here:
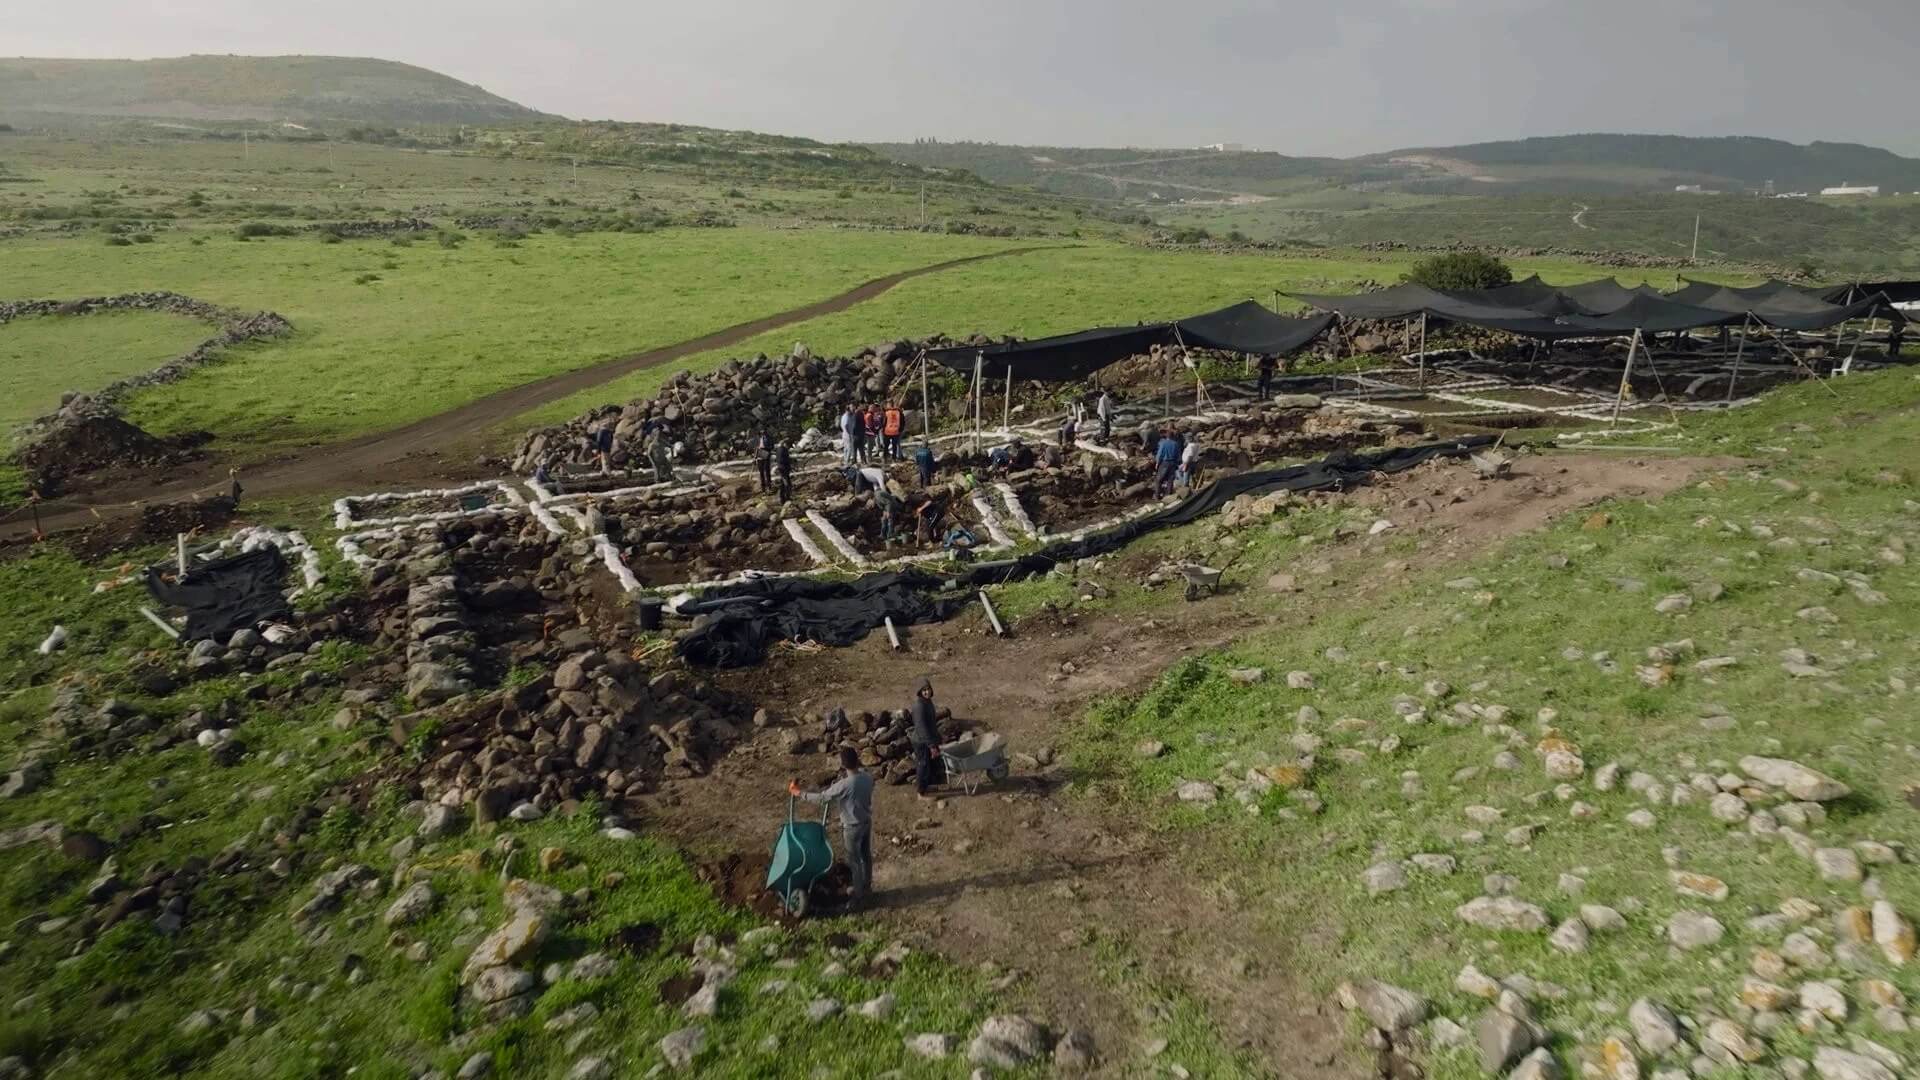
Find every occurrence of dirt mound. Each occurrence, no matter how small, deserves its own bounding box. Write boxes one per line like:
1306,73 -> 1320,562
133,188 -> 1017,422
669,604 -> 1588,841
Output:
12,396 -> 213,499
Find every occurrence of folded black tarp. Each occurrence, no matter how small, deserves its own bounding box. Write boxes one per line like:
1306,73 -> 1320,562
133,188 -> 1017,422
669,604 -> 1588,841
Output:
145,546 -> 290,641
1173,301 -> 1336,356
676,436 -> 1494,666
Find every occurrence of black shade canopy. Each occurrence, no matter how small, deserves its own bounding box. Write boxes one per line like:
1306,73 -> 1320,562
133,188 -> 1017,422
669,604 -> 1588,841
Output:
1173,301 -> 1336,356
925,300 -> 1336,382
926,324 -> 1171,382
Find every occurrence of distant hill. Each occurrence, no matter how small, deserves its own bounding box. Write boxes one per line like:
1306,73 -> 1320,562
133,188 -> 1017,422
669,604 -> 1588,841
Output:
871,134 -> 1920,198
0,55 -> 555,128
1370,134 -> 1920,194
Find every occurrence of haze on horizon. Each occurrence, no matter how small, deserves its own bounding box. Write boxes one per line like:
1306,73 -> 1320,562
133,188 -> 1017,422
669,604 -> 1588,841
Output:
11,0 -> 1919,158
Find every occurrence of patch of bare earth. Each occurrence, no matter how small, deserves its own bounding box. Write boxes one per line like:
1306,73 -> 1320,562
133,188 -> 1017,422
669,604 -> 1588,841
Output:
638,450 -> 1725,1076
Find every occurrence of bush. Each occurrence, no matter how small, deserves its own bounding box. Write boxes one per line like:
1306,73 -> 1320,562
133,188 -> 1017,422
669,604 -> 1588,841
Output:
103,236 -> 132,246
234,222 -> 294,239
1402,250 -> 1513,291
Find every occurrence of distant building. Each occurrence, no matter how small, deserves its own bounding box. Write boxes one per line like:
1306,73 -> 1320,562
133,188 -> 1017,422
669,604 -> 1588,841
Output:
1763,179 -> 1776,196
1203,142 -> 1245,153
1820,184 -> 1881,196
1673,184 -> 1719,194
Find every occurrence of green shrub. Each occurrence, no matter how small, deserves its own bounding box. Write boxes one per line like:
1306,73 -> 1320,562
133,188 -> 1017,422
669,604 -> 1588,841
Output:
1402,250 -> 1513,290
103,236 -> 132,246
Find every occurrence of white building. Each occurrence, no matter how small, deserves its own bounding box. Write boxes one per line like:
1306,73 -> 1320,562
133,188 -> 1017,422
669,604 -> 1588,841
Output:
1820,184 -> 1881,196
1203,142 -> 1245,153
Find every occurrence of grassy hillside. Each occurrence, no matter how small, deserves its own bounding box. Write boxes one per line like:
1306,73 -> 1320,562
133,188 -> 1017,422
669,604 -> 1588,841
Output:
875,134 -> 1920,200
0,55 -> 552,128
1377,133 -> 1920,194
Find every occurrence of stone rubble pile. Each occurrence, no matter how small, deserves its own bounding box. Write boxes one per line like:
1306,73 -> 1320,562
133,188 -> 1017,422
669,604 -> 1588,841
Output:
512,336 -> 980,471
789,706 -> 968,785
397,645 -> 748,823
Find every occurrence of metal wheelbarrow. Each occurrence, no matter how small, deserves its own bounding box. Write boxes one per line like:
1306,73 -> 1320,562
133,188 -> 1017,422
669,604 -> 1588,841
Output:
765,797 -> 833,917
1176,563 -> 1224,601
940,732 -> 1011,796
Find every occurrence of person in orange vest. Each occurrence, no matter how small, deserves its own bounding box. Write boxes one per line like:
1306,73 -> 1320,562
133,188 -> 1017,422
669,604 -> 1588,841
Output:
882,402 -> 905,460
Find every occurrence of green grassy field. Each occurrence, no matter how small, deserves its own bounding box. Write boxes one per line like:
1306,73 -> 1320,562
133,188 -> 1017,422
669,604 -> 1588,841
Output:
0,309 -> 214,428
519,245 -> 1745,430
0,229 -> 1029,453
1039,369 -> 1920,1077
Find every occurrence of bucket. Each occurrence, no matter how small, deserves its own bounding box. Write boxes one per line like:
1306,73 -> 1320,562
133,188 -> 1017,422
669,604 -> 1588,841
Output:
635,596 -> 665,632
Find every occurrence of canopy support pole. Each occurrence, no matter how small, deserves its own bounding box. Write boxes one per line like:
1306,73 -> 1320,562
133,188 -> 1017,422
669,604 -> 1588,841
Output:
1841,306 -> 1877,376
1611,328 -> 1641,426
1003,370 -> 1012,433
918,352 -> 932,441
1725,314 -> 1752,404
971,352 -> 983,453
1162,347 -> 1172,422
1417,313 -> 1428,390
1172,326 -> 1204,416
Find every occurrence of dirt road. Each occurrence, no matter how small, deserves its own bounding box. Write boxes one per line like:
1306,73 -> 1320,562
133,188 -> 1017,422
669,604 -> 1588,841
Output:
6,246 -> 1050,540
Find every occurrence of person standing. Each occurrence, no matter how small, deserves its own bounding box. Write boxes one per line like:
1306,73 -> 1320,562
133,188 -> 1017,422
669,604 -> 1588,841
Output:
863,404 -> 884,462
1096,390 -> 1112,441
789,748 -> 874,910
1058,413 -> 1077,452
1179,437 -> 1201,492
840,406 -> 860,466
647,431 -> 673,484
1138,417 -> 1157,455
753,429 -> 774,493
913,441 -> 936,488
1257,354 -> 1276,401
908,677 -> 942,800
1154,428 -> 1181,496
774,440 -> 794,503
882,402 -> 904,460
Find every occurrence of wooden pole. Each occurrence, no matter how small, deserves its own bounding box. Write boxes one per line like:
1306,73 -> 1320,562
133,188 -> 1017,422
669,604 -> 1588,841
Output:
176,533 -> 188,576
1841,306 -> 1877,376
1417,312 -> 1428,389
1612,328 -> 1641,426
1725,314 -> 1752,403
1003,369 -> 1012,432
972,353 -> 984,452
918,352 -> 932,440
1163,346 -> 1172,421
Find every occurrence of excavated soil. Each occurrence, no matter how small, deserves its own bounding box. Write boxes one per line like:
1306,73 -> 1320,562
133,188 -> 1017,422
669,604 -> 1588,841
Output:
637,449 -> 1731,1077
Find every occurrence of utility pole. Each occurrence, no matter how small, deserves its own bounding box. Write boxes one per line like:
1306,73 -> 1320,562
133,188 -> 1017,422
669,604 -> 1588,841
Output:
919,182 -> 926,228
242,130 -> 249,160
1691,214 -> 1700,264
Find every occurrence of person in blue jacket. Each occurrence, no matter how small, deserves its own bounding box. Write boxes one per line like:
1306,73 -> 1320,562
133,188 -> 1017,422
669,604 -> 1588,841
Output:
1154,428 -> 1181,496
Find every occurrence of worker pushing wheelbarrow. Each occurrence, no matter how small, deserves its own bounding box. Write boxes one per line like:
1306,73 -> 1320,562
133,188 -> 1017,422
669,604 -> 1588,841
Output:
781,748 -> 875,915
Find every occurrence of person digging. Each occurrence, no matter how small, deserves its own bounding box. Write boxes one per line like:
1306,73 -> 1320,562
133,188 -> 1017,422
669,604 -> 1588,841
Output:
789,747 -> 874,911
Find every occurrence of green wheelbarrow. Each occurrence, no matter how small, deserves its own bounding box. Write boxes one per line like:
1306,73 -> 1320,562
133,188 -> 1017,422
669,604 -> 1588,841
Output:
766,797 -> 833,917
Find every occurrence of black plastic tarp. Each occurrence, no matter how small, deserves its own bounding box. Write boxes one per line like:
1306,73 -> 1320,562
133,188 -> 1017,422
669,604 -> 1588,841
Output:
1173,301 -> 1335,356
145,546 -> 290,641
927,324 -> 1173,382
1816,281 -> 1920,306
676,437 -> 1494,666
1681,287 -> 1897,331
1560,294 -> 1746,335
676,570 -> 969,668
1291,283 -> 1455,321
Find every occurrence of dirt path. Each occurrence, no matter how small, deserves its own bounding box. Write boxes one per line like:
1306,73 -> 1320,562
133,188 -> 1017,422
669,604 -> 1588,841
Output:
5,246 -> 1051,541
642,450 -> 1725,1077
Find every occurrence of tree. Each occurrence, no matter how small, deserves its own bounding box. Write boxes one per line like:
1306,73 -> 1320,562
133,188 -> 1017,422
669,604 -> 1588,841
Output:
1403,251 -> 1513,291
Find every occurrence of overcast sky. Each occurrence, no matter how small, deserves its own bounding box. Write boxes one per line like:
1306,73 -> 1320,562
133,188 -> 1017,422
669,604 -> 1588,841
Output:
13,0 -> 1920,157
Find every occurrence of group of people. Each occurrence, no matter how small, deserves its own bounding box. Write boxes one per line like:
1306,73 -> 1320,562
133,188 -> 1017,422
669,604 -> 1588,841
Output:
839,402 -> 909,465
1148,424 -> 1202,496
789,677 -> 948,911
